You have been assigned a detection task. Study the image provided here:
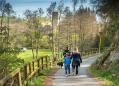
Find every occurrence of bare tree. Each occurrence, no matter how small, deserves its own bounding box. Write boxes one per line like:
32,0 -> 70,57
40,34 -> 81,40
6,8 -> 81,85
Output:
47,2 -> 57,61
0,0 -> 6,40
24,9 -> 35,59
63,6 -> 72,50
72,0 -> 79,46
57,0 -> 64,57
59,5 -> 98,51
32,10 -> 39,59
4,2 -> 15,50
37,8 -> 44,59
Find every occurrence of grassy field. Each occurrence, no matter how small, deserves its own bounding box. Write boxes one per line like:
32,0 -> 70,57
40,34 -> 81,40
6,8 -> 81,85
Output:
18,49 -> 99,63
18,49 -> 61,63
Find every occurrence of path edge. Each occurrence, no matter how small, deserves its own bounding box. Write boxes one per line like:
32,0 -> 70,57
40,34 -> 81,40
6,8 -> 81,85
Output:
42,66 -> 60,86
87,66 -> 112,86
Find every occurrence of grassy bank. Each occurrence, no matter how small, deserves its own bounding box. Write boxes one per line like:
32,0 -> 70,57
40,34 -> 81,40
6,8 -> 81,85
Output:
89,65 -> 119,86
30,67 -> 54,86
89,58 -> 119,86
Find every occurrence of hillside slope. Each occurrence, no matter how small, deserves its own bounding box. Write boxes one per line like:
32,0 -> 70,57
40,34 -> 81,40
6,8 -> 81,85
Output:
90,30 -> 119,86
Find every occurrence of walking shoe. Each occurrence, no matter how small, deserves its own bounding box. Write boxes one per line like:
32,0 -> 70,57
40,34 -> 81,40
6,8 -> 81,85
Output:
72,72 -> 75,75
65,74 -> 67,76
68,74 -> 70,76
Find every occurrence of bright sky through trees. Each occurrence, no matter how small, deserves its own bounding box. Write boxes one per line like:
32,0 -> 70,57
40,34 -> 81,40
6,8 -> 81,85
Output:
6,0 -> 100,22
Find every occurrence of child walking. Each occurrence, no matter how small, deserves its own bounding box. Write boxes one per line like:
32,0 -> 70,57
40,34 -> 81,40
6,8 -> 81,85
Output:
64,53 -> 71,76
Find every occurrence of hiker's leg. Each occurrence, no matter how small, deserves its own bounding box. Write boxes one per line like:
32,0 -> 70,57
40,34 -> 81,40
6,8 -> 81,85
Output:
65,65 -> 67,74
76,65 -> 78,75
68,65 -> 70,74
72,66 -> 75,72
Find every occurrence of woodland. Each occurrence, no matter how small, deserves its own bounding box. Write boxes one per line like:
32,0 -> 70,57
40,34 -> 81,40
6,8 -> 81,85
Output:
0,1 -> 119,85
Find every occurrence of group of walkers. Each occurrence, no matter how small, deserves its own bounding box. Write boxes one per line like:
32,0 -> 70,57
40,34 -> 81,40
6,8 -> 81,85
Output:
63,47 -> 82,76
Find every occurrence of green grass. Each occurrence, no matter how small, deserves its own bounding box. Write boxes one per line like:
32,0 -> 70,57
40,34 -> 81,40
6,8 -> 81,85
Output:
18,49 -> 60,63
17,49 -> 62,73
89,66 -> 119,86
30,67 -> 54,86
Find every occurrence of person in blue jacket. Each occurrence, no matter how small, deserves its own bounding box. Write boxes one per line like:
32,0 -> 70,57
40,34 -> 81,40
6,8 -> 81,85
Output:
64,52 -> 71,76
71,47 -> 82,75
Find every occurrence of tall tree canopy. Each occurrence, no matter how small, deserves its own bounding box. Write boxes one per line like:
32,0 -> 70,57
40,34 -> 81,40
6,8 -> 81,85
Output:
91,0 -> 119,20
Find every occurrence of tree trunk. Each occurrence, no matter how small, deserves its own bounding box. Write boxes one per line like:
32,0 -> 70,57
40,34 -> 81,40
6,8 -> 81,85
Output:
31,36 -> 35,60
58,25 -> 60,59
58,13 -> 61,58
7,15 -> 10,51
52,14 -> 55,61
37,30 -> 40,59
74,7 -> 76,46
36,29 -> 39,59
1,18 -> 3,40
67,27 -> 68,46
71,32 -> 72,51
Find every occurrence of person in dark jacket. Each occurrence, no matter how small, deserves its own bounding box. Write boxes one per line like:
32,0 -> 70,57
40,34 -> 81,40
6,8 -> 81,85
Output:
63,47 -> 70,58
71,47 -> 82,75
64,53 -> 71,76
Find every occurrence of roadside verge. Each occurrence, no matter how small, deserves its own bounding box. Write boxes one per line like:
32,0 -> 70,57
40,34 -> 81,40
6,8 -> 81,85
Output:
88,66 -> 112,86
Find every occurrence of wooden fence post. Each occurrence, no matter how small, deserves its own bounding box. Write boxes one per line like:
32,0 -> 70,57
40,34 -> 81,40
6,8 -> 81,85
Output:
86,50 -> 87,55
85,50 -> 86,56
3,82 -> 7,86
41,58 -> 43,72
103,47 -> 104,50
58,53 -> 59,59
24,65 -> 28,86
97,48 -> 98,53
92,49 -> 93,54
29,63 -> 32,84
61,53 -> 62,62
101,47 -> 102,51
37,60 -> 40,76
84,50 -> 85,56
91,49 -> 93,54
33,62 -> 36,80
87,50 -> 89,56
49,56 -> 52,67
16,71 -> 22,86
56,54 -> 57,66
81,51 -> 82,57
22,59 -> 24,64
45,56 -> 47,69
90,49 -> 91,56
